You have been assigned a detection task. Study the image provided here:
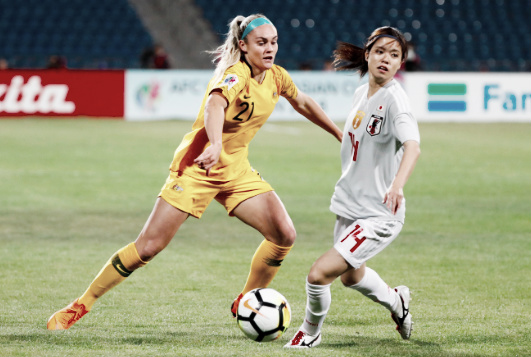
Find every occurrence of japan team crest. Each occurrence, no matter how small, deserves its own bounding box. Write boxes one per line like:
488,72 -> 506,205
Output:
366,114 -> 384,136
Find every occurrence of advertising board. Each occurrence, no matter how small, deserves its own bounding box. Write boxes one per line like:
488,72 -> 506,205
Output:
2,70 -> 528,122
404,72 -> 531,122
124,70 -> 366,121
0,70 -> 125,117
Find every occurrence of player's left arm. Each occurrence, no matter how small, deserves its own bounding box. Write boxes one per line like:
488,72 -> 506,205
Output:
383,140 -> 421,214
286,91 -> 343,142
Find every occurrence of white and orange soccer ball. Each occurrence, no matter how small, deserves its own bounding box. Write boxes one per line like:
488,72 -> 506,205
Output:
236,288 -> 291,342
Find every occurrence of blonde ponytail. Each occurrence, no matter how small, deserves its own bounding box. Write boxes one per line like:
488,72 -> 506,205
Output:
209,14 -> 270,85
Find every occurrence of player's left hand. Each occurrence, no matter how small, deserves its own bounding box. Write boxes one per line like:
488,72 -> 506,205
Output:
383,187 -> 404,215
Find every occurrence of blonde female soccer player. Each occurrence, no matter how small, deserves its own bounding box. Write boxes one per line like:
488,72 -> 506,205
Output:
285,26 -> 421,348
47,14 -> 342,330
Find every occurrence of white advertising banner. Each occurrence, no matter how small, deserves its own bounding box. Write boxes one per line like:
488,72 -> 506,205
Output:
269,71 -> 365,121
125,70 -> 210,121
125,70 -> 531,122
125,70 -> 365,121
404,72 -> 531,122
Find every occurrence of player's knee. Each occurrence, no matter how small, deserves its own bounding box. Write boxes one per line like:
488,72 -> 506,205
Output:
281,224 -> 297,246
135,234 -> 170,261
268,223 -> 296,247
136,244 -> 158,261
307,264 -> 328,285
340,274 -> 356,287
340,268 -> 364,287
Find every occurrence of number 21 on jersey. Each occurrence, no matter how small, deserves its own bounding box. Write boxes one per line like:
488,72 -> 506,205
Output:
233,101 -> 255,122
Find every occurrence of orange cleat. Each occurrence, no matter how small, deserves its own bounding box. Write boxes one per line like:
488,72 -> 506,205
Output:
47,299 -> 89,330
231,293 -> 243,318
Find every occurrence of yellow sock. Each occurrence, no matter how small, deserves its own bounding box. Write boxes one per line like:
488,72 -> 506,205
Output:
78,242 -> 148,310
241,240 -> 292,295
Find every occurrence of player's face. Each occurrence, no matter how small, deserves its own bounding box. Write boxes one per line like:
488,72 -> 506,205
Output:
365,37 -> 403,85
240,24 -> 278,75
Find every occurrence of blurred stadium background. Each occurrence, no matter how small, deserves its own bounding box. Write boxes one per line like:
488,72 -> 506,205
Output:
1,0 -> 530,72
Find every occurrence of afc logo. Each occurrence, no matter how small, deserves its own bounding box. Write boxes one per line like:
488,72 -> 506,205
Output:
352,110 -> 365,129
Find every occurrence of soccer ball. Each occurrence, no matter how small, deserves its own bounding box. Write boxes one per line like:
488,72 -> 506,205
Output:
236,288 -> 291,342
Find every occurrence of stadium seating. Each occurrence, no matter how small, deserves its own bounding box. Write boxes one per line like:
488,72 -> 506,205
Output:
0,0 -> 153,69
194,0 -> 531,72
0,0 -> 529,71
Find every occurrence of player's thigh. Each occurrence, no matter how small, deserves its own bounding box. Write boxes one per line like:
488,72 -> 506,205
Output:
135,197 -> 189,260
307,247 -> 352,285
231,191 -> 296,246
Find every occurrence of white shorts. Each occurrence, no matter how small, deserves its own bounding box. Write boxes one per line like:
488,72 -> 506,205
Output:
333,216 -> 403,269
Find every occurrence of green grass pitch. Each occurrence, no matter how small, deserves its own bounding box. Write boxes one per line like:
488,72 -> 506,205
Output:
0,118 -> 530,356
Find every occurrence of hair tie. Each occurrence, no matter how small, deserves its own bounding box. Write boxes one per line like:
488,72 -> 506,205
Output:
241,18 -> 273,40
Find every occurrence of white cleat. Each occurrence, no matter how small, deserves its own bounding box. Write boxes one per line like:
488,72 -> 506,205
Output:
391,285 -> 413,339
284,329 -> 322,348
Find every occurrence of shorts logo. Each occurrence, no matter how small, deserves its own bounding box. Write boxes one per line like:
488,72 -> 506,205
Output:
173,185 -> 183,192
221,74 -> 239,90
366,114 -> 384,136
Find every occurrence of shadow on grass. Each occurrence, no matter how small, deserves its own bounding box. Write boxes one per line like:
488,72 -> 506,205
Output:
2,330 -> 524,357
326,336 -> 437,349
1,330 -> 193,346
326,335 -> 505,357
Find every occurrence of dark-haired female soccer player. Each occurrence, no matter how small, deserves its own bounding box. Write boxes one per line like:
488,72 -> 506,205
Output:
285,26 -> 421,348
47,14 -> 342,330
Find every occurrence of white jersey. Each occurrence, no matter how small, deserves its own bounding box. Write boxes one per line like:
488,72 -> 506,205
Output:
330,79 -> 420,224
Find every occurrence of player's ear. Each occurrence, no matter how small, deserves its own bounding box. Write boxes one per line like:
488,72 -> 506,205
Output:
239,39 -> 247,53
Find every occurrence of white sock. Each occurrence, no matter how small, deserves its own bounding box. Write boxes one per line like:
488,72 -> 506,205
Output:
348,267 -> 402,317
301,279 -> 331,336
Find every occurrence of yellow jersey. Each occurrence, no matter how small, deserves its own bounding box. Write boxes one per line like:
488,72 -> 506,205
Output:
170,60 -> 298,181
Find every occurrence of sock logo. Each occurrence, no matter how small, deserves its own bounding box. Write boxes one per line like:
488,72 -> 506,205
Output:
112,254 -> 133,277
264,258 -> 283,267
304,319 -> 318,327
427,83 -> 467,112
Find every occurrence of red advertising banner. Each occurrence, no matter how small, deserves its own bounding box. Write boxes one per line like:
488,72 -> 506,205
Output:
0,70 -> 124,117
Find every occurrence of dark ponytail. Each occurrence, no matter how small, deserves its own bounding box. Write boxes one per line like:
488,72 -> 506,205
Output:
332,41 -> 367,76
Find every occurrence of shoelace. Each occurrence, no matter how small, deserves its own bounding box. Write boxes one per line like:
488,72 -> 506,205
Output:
392,291 -> 408,330
397,291 -> 409,320
65,304 -> 87,325
291,331 -> 305,345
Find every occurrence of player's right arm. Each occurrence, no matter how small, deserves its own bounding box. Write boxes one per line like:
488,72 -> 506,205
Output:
193,91 -> 227,176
